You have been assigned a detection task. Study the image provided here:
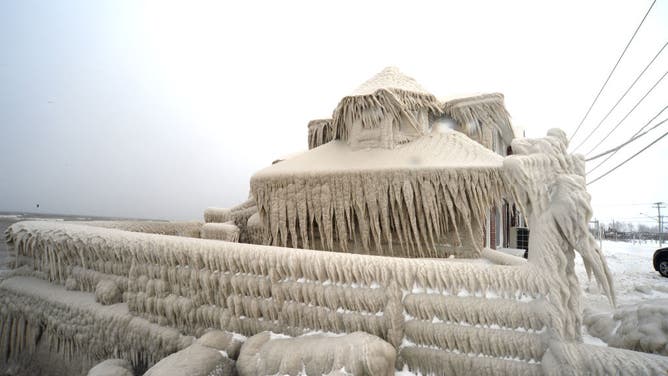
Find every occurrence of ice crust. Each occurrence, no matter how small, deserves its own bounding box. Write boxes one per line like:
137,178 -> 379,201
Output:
251,131 -> 504,257
2,128 -> 667,374
236,331 -> 396,376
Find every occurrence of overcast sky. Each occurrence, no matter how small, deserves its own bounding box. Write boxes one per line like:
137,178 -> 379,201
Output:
1,0 -> 667,224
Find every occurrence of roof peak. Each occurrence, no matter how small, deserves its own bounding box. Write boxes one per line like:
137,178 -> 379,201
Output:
351,67 -> 431,96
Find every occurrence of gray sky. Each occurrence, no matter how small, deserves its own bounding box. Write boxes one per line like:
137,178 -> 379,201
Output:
1,0 -> 667,223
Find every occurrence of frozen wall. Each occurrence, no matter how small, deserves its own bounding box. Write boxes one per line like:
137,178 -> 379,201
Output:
3,128 -> 668,374
6,221 -> 557,374
0,276 -> 190,374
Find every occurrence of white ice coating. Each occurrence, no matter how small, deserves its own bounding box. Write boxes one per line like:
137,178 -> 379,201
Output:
3,219 -> 556,364
87,359 -> 134,376
143,342 -> 235,376
584,300 -> 668,356
251,131 -> 504,257
236,331 -> 396,376
441,93 -> 514,151
0,276 -> 190,373
308,119 -> 334,149
504,128 -> 615,342
205,198 -> 258,244
201,222 -> 240,242
95,279 -> 122,305
399,347 -> 543,376
80,220 -> 203,238
2,127 -> 667,374
541,341 -> 668,375
331,67 -> 441,142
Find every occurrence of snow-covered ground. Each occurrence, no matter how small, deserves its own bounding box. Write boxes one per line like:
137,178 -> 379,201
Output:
578,240 -> 667,306
576,240 -> 668,355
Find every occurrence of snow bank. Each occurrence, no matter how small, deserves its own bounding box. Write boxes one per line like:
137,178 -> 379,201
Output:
585,299 -> 668,356
577,240 -> 668,357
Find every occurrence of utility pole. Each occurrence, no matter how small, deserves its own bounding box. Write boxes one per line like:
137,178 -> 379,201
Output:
654,202 -> 665,246
593,219 -> 602,249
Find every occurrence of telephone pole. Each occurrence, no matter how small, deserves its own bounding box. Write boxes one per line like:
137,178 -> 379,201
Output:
654,202 -> 665,246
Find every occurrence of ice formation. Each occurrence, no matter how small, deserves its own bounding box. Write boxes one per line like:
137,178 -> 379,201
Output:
251,67 -> 517,259
5,212 -> 644,374
204,199 -> 258,243
80,220 -> 203,238
143,343 -> 235,376
504,128 -> 615,342
196,330 -> 245,359
1,66 -> 667,375
95,279 -> 122,305
236,331 -> 396,376
0,276 -> 190,374
87,359 -> 134,376
584,300 -> 668,356
201,222 -> 240,242
541,341 -> 668,375
308,119 -> 334,149
251,131 -> 504,257
331,67 -> 441,145
442,93 -> 514,150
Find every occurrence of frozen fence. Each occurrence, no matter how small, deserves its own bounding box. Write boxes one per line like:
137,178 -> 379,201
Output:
5,220 -> 562,374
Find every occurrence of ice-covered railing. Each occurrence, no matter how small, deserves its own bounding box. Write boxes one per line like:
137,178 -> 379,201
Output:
204,198 -> 257,243
0,276 -> 190,373
5,220 -> 561,375
79,220 -> 203,238
504,129 -> 615,342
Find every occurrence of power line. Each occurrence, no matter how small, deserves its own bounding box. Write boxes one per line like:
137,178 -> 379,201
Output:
584,69 -> 668,156
569,0 -> 657,143
595,202 -> 658,207
588,127 -> 668,185
587,116 -> 667,173
572,42 -> 667,153
585,105 -> 668,172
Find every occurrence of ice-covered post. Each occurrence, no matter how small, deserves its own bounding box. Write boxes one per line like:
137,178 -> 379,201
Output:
504,129 -> 615,341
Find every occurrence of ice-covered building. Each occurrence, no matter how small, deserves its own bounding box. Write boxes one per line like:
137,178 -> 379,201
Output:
3,68 -> 668,375
253,128 -> 503,258
305,68 -> 520,253
307,67 -> 515,153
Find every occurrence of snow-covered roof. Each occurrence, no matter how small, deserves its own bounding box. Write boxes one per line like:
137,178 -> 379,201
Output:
331,67 -> 442,142
251,131 -> 504,256
256,130 -> 502,178
351,66 -> 432,96
442,93 -> 515,145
